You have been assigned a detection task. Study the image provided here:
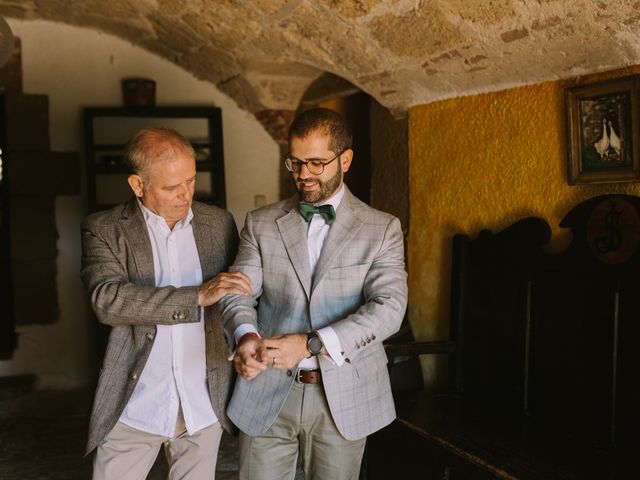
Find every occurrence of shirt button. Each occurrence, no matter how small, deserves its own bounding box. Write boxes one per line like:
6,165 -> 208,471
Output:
361,340 -> 366,347
287,370 -> 293,377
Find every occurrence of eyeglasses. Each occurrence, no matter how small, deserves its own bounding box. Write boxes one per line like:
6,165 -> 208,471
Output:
283,149 -> 344,175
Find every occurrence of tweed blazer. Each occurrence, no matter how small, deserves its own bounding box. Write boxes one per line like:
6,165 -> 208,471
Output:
219,187 -> 408,440
81,198 -> 238,454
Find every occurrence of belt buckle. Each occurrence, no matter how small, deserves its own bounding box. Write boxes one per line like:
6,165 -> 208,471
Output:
295,369 -> 304,383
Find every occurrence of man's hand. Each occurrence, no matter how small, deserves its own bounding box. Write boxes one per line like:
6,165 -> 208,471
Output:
262,333 -> 309,370
234,334 -> 268,380
198,271 -> 252,307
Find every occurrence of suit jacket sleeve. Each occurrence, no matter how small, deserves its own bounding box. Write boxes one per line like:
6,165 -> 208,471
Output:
218,211 -> 262,348
330,216 -> 408,361
80,214 -> 201,327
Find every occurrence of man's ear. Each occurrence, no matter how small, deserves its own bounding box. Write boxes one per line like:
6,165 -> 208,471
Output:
127,174 -> 144,198
340,148 -> 353,173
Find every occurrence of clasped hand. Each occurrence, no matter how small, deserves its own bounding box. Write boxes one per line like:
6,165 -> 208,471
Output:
233,333 -> 308,380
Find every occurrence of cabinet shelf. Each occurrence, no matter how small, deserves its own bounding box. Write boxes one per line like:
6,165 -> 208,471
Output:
84,106 -> 225,213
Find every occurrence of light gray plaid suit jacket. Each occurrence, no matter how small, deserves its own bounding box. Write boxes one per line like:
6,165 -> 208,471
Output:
81,198 -> 238,454
219,187 -> 408,440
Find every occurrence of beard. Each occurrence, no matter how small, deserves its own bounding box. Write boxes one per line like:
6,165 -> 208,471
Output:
296,163 -> 343,204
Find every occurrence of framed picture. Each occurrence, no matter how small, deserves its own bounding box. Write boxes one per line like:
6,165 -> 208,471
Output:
565,75 -> 640,184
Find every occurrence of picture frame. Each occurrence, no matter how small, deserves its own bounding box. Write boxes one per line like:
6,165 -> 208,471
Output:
565,75 -> 640,184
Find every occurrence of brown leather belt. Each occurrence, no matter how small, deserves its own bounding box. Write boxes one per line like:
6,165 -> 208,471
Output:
296,369 -> 322,384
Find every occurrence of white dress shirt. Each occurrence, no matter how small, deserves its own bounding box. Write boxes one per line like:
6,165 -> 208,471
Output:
119,201 -> 217,436
234,185 -> 346,368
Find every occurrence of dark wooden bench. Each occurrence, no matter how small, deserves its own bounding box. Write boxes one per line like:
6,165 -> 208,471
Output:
373,194 -> 640,479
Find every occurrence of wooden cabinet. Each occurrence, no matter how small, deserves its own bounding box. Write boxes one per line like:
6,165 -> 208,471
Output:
84,106 -> 225,213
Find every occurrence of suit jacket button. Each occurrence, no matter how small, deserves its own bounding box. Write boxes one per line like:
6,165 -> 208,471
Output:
172,312 -> 178,320
130,373 -> 138,380
178,313 -> 185,320
287,370 -> 293,377
146,333 -> 154,341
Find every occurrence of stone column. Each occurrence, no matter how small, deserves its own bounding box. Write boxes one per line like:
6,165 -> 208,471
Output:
254,109 -> 296,200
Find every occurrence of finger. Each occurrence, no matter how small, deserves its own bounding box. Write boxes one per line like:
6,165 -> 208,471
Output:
243,370 -> 261,380
219,275 -> 253,292
242,356 -> 268,371
206,273 -> 252,294
219,280 -> 254,296
256,343 -> 269,363
242,365 -> 263,378
219,272 -> 253,289
227,271 -> 252,284
216,285 -> 252,298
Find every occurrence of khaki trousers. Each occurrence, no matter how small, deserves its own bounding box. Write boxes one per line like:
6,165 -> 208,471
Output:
239,382 -> 366,480
93,412 -> 223,480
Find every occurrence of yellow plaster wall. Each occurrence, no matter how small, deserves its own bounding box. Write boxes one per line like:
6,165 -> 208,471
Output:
409,68 -> 640,389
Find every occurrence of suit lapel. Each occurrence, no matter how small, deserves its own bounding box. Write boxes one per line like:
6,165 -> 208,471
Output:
119,199 -> 155,286
277,197 -> 312,299
311,189 -> 363,294
192,204 -> 223,281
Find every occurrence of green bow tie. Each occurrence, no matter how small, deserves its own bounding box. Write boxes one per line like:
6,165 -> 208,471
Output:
299,201 -> 336,225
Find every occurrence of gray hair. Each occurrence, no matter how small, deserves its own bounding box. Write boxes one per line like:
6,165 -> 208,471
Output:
125,127 -> 195,177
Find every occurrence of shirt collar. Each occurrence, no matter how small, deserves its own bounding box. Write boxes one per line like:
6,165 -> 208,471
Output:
137,199 -> 194,231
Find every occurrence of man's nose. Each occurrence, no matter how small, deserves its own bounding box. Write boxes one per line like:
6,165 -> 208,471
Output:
297,162 -> 313,178
177,183 -> 189,198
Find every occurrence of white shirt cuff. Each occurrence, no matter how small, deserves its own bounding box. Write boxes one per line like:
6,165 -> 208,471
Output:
234,324 -> 260,346
317,327 -> 345,367
228,324 -> 260,361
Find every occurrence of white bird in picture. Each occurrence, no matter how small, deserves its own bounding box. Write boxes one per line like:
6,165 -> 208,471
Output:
608,120 -> 621,157
594,117 -> 609,160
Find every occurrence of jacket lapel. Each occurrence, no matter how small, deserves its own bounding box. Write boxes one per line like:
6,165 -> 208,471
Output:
277,197 -> 312,299
191,204 -> 224,281
311,188 -> 363,294
119,199 -> 155,286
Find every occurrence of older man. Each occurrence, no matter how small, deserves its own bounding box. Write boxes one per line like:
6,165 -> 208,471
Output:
81,127 -> 251,479
220,108 -> 408,480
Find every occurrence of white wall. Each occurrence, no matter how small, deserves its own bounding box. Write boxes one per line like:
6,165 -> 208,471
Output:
0,19 -> 279,389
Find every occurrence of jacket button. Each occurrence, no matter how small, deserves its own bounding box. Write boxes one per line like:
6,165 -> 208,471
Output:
146,333 -> 154,341
130,373 -> 138,380
172,312 -> 178,320
287,370 -> 293,377
178,313 -> 185,320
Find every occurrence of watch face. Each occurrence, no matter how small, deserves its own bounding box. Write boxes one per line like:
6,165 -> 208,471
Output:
307,334 -> 323,355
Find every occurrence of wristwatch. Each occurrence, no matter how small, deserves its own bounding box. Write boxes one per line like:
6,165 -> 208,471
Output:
306,331 -> 324,357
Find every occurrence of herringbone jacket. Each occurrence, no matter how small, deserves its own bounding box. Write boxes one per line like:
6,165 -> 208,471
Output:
81,199 -> 237,454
